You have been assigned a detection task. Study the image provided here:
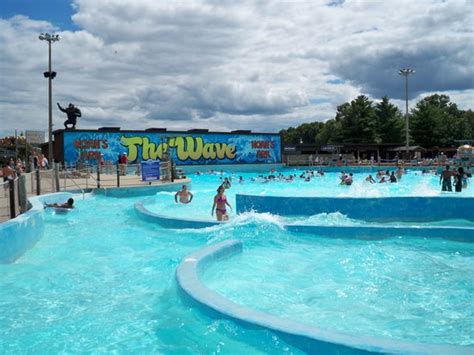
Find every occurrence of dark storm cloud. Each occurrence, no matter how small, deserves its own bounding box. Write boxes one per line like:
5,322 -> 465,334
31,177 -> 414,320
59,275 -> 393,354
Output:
0,1 -> 473,134
330,42 -> 474,99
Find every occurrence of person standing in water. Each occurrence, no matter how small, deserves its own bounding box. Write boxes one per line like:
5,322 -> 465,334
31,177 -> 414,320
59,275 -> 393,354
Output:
454,167 -> 465,192
440,165 -> 454,191
212,185 -> 232,221
175,185 -> 193,204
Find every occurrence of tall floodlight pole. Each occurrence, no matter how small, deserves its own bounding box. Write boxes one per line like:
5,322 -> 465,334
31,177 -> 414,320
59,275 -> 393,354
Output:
39,33 -> 60,164
398,68 -> 415,156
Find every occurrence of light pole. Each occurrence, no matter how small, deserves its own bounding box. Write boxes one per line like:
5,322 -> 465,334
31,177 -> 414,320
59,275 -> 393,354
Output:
39,32 -> 60,164
398,68 -> 415,157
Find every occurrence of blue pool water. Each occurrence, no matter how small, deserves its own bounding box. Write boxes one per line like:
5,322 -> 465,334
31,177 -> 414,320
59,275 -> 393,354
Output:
0,168 -> 473,352
147,169 -> 473,223
202,231 -> 474,346
0,196 -> 301,353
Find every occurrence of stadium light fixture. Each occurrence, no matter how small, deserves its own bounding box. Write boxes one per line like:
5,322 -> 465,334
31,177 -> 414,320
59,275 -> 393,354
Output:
39,33 -> 60,164
398,68 -> 415,156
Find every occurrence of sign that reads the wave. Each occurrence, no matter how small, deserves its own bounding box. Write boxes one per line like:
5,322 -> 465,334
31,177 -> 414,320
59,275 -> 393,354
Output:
62,130 -> 281,165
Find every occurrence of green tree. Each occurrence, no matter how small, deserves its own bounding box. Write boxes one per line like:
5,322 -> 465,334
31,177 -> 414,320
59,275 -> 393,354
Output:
374,96 -> 404,143
335,95 -> 377,143
410,94 -> 472,147
315,119 -> 342,145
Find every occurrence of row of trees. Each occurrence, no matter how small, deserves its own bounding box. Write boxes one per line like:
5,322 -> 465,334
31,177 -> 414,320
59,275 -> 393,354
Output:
280,94 -> 474,147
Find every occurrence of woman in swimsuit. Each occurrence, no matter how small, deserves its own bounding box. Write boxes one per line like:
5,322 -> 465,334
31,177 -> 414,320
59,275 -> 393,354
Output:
212,185 -> 232,221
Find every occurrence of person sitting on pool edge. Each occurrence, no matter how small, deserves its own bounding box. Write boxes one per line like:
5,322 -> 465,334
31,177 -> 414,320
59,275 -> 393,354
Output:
175,185 -> 193,204
212,185 -> 232,221
44,198 -> 74,209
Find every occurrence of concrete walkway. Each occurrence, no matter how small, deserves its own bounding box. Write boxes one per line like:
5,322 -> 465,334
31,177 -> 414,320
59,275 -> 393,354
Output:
0,175 -> 189,223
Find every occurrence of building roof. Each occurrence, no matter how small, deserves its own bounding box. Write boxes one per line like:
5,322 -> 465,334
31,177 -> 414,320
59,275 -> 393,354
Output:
387,145 -> 427,152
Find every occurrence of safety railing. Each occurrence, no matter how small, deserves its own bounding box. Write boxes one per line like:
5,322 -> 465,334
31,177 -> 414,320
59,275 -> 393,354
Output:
57,162 -> 181,190
0,161 -> 177,222
0,176 -> 29,222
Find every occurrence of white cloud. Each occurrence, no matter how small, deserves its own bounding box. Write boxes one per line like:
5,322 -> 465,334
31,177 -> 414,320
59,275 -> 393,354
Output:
0,0 -> 472,137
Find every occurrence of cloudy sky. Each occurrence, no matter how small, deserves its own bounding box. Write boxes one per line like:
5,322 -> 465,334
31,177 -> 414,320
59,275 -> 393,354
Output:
0,0 -> 473,136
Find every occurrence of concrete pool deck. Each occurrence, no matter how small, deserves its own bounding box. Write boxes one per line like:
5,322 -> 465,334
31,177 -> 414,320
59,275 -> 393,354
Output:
0,176 -> 190,223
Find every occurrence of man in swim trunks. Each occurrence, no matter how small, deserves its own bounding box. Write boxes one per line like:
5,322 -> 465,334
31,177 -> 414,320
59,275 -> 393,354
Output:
44,198 -> 74,209
440,165 -> 454,191
212,185 -> 232,221
175,185 -> 193,204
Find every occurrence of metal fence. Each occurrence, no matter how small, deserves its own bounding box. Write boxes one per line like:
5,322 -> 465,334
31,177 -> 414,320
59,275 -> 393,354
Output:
0,168 -> 59,222
0,162 -> 180,222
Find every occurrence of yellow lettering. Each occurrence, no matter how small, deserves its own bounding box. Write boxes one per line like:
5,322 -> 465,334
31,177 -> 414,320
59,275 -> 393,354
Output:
120,136 -> 142,161
226,145 -> 236,159
143,137 -> 166,160
215,143 -> 226,159
174,137 -> 188,160
120,135 -> 237,162
202,143 -> 217,159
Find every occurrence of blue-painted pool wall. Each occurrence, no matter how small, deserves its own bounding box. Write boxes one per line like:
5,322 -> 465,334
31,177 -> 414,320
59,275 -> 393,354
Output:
286,225 -> 474,242
176,240 -> 469,355
0,192 -> 73,264
236,194 -> 474,222
95,181 -> 190,198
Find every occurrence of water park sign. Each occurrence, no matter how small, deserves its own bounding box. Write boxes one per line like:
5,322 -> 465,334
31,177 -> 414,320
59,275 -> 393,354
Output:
141,160 -> 161,181
61,130 -> 281,165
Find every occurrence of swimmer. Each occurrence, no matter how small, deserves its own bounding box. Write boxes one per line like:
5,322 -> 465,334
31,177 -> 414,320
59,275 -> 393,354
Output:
379,176 -> 387,183
175,185 -> 193,204
396,166 -> 404,180
365,175 -> 376,184
238,176 -> 244,183
389,171 -> 397,183
222,177 -> 232,189
44,198 -> 74,209
344,173 -> 353,185
212,185 -> 232,221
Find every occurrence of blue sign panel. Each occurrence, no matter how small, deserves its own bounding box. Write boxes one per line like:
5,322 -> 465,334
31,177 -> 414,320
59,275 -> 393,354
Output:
141,160 -> 160,181
63,131 -> 281,166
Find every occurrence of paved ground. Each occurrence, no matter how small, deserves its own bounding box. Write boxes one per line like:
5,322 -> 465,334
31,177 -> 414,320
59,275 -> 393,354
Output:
0,173 -> 188,223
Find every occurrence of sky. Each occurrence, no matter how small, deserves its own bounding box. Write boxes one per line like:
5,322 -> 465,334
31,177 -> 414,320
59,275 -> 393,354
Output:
0,0 -> 473,136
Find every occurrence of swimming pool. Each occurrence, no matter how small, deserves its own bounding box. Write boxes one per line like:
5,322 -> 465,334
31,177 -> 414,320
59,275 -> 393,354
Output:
0,168 -> 473,353
0,195 -> 301,353
202,231 -> 474,346
146,169 -> 473,222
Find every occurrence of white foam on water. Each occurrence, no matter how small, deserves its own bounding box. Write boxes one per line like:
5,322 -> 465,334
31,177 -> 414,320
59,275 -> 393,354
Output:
286,212 -> 362,226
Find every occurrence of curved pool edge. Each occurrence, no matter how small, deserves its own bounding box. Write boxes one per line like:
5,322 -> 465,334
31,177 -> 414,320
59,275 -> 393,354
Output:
135,198 -> 473,241
176,240 -> 472,355
0,192 -> 74,264
134,199 -> 225,229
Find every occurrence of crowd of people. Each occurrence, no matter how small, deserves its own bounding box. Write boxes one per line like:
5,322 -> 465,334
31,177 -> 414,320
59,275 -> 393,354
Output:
174,164 -> 472,222
1,152 -> 52,185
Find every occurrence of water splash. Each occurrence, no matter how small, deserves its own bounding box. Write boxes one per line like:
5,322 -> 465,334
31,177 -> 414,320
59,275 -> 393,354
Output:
286,212 -> 362,226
